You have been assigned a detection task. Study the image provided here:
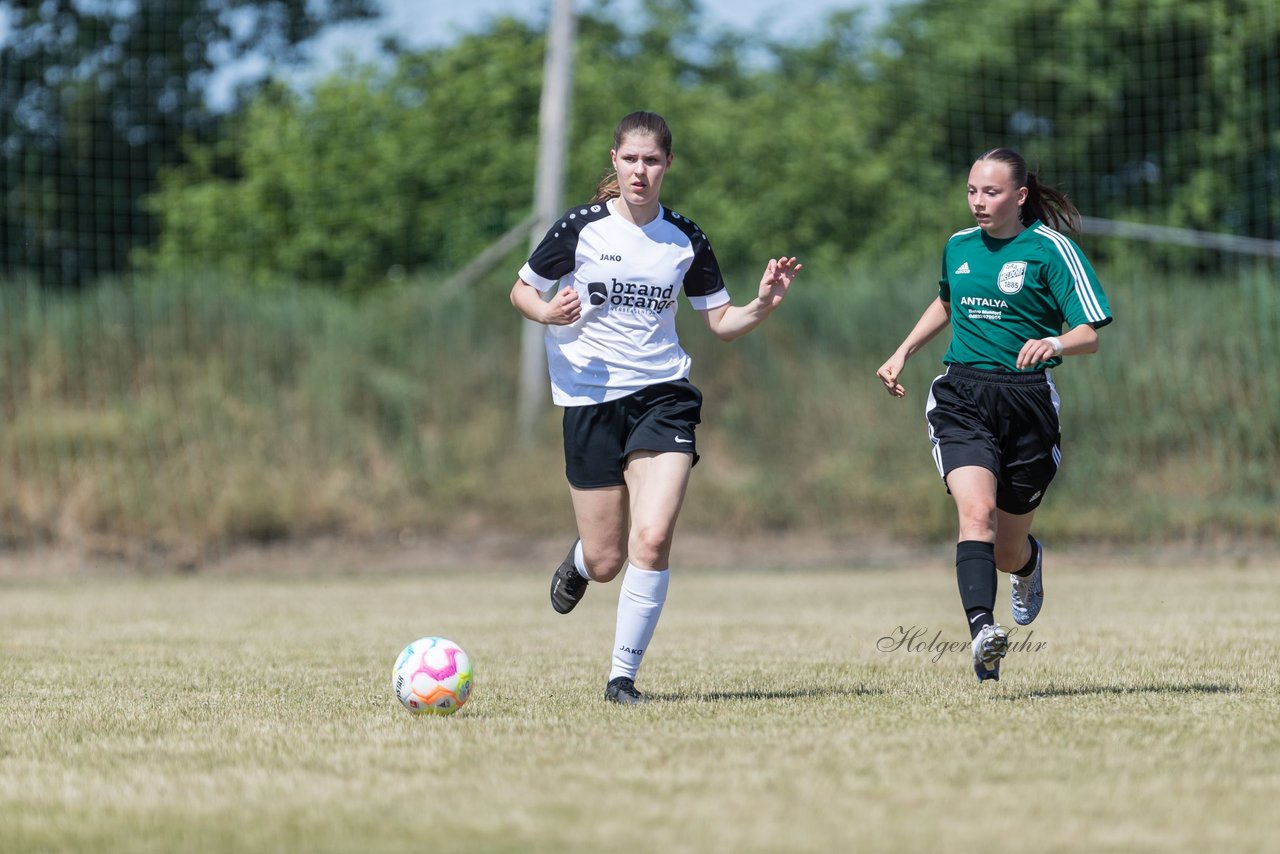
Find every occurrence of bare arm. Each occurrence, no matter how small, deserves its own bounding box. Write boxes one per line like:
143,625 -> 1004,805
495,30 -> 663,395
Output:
876,297 -> 952,398
510,278 -> 580,326
698,257 -> 803,341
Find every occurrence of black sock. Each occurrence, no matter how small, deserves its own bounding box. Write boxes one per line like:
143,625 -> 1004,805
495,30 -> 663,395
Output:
957,540 -> 997,640
1014,535 -> 1039,577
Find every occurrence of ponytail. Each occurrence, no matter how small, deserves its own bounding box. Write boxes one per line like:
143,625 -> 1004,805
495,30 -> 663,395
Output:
592,171 -> 620,203
1024,170 -> 1080,233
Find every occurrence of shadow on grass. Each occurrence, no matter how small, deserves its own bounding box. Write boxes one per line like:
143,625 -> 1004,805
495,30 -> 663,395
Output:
651,685 -> 886,703
999,682 -> 1241,700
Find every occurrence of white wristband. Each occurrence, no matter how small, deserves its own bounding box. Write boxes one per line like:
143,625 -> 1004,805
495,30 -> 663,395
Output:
1044,336 -> 1063,356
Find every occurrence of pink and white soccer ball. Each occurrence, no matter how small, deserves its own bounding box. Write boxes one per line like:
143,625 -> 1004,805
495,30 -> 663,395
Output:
392,636 -> 474,716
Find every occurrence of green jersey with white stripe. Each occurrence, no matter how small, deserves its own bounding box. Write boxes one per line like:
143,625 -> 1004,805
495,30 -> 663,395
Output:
939,220 -> 1112,371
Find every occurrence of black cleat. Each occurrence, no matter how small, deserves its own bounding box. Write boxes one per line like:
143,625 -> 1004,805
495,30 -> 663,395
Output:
604,676 -> 646,705
549,540 -> 588,614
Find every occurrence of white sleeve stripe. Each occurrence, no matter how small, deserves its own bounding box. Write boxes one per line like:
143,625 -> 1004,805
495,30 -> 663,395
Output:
1035,226 -> 1107,321
517,262 -> 559,292
1035,225 -> 1101,318
1036,225 -> 1106,320
686,289 -> 731,311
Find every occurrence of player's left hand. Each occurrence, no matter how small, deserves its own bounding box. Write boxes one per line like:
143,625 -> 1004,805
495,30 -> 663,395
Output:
757,257 -> 802,307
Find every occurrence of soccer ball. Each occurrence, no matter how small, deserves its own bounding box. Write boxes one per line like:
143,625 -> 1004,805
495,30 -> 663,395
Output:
392,636 -> 474,716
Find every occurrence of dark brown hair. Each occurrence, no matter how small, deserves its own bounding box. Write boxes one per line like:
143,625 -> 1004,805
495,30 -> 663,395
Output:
976,148 -> 1081,233
592,111 -> 674,203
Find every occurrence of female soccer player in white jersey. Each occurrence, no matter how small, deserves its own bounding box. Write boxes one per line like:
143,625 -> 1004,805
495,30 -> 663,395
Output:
510,111 -> 802,704
876,148 -> 1112,682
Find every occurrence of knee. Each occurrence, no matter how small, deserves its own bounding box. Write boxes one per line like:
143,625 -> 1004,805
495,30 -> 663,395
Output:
628,522 -> 674,569
582,542 -> 626,583
956,502 -> 997,542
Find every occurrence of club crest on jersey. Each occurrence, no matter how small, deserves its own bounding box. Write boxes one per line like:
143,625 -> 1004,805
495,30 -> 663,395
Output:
997,261 -> 1027,294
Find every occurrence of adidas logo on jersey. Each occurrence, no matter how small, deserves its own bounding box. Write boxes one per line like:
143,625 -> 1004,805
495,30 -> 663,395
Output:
954,261 -> 971,274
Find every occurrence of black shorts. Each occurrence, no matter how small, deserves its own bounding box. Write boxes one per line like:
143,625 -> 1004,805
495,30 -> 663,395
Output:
925,364 -> 1062,515
562,380 -> 703,489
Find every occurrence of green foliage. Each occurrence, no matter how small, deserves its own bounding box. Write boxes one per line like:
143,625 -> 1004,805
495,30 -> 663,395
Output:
8,0 -> 1280,289
140,0 -> 1280,290
142,19 -> 546,289
0,0 -> 378,286
873,0 -> 1280,258
140,1 -> 901,288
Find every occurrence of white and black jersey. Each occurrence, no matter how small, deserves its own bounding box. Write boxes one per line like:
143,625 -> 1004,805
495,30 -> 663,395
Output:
518,199 -> 730,406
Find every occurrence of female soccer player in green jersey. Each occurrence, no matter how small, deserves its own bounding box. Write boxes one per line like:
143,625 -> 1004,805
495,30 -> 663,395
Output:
876,148 -> 1113,682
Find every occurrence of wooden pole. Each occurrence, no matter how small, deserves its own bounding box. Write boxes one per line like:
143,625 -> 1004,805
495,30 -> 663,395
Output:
517,0 -> 576,442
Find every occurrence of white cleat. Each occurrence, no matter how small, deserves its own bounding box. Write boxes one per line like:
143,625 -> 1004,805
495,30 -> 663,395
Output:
972,623 -> 1010,682
1011,538 -> 1044,626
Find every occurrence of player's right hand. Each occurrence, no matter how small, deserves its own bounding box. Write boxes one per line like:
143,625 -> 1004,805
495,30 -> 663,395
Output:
876,357 -> 907,398
543,287 -> 581,325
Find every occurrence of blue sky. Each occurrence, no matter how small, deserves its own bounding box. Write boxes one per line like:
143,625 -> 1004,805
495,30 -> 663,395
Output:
410,0 -> 899,49
298,1 -> 900,73
0,1 -> 898,51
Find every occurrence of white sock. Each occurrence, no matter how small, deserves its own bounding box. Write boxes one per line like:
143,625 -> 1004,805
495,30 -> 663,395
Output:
609,563 -> 669,681
573,540 -> 590,580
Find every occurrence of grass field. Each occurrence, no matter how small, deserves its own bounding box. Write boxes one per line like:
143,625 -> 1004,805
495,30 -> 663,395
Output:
2,554 -> 1278,853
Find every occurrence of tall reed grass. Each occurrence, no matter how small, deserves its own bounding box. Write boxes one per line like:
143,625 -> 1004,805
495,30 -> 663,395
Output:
0,259 -> 1274,561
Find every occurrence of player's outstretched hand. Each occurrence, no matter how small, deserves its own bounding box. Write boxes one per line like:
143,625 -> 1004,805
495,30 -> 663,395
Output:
757,257 -> 802,307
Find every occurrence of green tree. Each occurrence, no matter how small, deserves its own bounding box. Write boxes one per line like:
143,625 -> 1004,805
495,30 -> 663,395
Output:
144,1 -> 889,288
143,18 -> 546,289
142,0 -> 1280,288
867,0 -> 1280,258
0,0 -> 376,287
